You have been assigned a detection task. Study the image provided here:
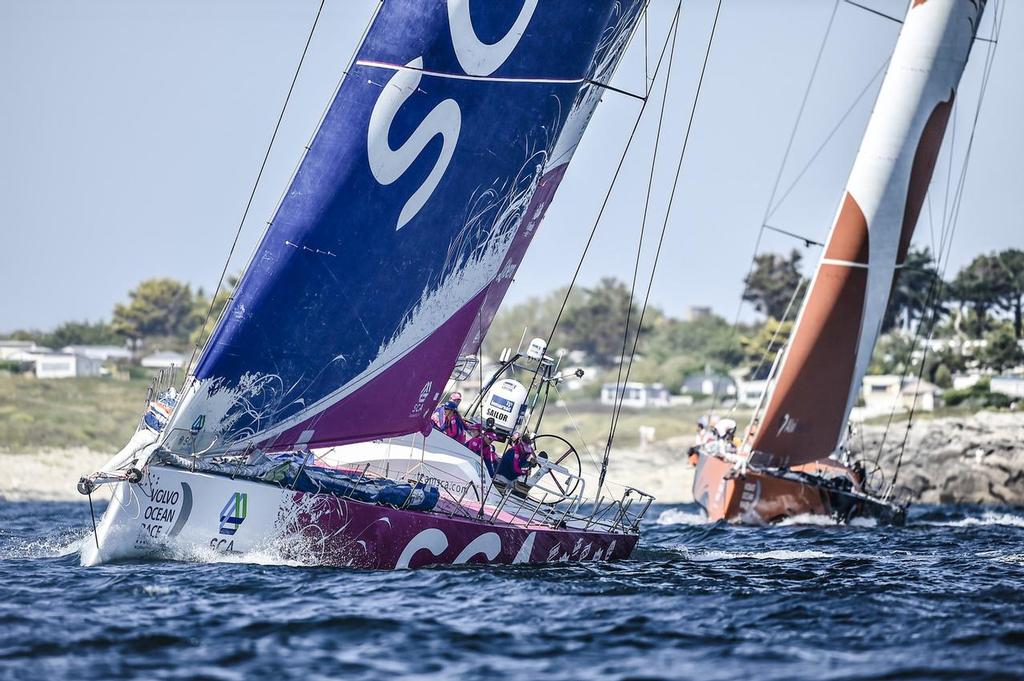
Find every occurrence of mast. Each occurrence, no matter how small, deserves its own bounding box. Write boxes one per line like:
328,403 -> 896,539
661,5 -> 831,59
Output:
161,1 -> 646,455
749,0 -> 986,468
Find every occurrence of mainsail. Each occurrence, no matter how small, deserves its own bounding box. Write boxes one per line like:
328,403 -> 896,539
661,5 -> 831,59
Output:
163,1 -> 645,454
750,0 -> 986,468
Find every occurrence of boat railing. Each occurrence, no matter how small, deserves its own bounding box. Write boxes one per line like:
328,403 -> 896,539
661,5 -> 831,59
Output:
160,427 -> 223,467
321,455 -> 651,535
153,445 -> 654,536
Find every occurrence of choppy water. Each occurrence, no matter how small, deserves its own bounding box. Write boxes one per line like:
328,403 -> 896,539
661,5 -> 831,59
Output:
1,501 -> 1023,681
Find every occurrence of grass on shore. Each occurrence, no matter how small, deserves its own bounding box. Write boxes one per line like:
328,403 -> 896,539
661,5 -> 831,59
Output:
0,371 -> 751,453
0,374 -> 151,453
535,400 -> 751,449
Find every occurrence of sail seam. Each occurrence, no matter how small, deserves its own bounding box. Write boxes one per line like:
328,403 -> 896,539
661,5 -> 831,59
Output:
820,258 -> 869,268
356,59 -> 585,85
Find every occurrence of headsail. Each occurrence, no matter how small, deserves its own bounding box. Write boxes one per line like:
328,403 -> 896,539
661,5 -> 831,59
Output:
164,1 -> 645,454
750,0 -> 986,468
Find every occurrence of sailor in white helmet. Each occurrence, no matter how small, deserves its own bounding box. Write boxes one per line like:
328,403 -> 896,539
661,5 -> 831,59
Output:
713,418 -> 739,453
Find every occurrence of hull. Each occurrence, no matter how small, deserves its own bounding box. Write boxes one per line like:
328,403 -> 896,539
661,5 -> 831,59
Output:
80,465 -> 637,569
692,453 -> 905,526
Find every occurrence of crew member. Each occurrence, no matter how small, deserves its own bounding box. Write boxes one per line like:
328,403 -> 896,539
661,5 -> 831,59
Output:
466,428 -> 499,477
431,391 -> 463,428
494,432 -> 536,486
714,418 -> 740,450
432,401 -> 466,443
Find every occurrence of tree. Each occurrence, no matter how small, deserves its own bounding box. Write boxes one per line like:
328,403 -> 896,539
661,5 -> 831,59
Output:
951,254 -> 1005,338
111,278 -> 203,348
42,320 -> 120,349
884,247 -> 946,333
558,277 -> 656,367
740,318 -> 793,379
992,249 -> 1024,339
189,274 -> 240,351
644,313 -> 744,370
483,286 -> 569,360
742,250 -> 806,320
981,327 -> 1024,373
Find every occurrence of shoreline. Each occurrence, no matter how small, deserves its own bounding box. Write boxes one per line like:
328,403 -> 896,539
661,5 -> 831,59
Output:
1,411 -> 1019,506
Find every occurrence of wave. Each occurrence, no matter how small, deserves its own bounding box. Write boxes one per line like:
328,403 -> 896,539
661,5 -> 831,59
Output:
654,509 -> 708,526
163,542 -> 308,568
685,549 -> 835,562
774,513 -> 878,528
916,512 -> 1024,529
0,529 -> 88,560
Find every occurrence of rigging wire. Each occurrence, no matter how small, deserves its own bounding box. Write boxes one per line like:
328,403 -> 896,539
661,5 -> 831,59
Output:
843,0 -> 902,25
888,2 -> 1007,497
708,0 -> 844,416
763,224 -> 824,248
182,0 -> 330,381
598,0 -> 725,497
742,277 -> 808,411
603,0 -> 684,479
528,1 -> 681,409
765,55 -> 890,223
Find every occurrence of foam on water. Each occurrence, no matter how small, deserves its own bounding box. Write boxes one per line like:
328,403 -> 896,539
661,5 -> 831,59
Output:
917,511 -> 1024,528
0,528 -> 88,560
685,549 -> 836,562
164,541 -> 308,568
996,553 -> 1024,565
775,513 -> 879,528
655,508 -> 707,526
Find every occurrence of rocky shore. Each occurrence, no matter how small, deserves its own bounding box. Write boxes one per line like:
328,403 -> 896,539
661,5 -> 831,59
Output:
858,411 -> 1024,506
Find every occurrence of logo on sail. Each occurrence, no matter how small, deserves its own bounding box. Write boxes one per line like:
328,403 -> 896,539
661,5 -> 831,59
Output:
218,492 -> 248,536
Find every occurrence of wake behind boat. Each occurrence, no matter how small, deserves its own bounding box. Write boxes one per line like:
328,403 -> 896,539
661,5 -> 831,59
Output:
692,0 -> 985,526
77,1 -> 658,568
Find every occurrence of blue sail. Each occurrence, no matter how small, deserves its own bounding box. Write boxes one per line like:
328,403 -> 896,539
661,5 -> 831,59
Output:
165,0 -> 645,453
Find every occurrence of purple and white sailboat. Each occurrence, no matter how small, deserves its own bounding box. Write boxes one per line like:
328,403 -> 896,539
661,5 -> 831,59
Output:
79,0 -> 654,569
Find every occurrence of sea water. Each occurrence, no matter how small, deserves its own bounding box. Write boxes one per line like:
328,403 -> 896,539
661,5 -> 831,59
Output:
1,501 -> 1022,680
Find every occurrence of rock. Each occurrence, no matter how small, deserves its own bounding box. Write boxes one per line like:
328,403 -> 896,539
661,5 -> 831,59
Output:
855,412 -> 1024,507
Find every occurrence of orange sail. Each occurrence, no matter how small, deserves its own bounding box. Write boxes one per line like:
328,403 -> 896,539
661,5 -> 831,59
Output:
749,0 -> 985,468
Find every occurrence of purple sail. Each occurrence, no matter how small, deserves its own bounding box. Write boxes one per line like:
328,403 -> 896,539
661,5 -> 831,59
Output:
165,1 -> 645,453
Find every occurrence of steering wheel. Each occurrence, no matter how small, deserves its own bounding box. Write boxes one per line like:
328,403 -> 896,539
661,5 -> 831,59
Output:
529,434 -> 582,502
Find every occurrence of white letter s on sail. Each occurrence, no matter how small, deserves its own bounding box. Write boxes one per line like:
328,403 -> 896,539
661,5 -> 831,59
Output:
447,0 -> 538,76
367,57 -> 461,231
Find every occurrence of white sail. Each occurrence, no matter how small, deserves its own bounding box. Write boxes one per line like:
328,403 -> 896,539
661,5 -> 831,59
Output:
751,0 -> 986,467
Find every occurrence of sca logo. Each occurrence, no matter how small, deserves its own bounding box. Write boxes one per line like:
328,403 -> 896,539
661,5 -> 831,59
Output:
218,492 -> 248,536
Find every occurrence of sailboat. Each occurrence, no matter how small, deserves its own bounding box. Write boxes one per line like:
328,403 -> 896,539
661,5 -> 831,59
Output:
77,1 -> 659,568
692,0 -> 987,525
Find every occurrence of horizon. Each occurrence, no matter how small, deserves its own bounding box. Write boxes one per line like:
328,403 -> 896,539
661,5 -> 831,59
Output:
2,0 -> 1021,333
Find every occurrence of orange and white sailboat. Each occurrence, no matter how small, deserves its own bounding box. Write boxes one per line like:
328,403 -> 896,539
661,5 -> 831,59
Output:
693,0 -> 987,525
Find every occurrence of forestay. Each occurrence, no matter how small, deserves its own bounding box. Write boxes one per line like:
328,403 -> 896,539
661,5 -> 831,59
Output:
750,0 -> 986,468
163,1 -> 645,455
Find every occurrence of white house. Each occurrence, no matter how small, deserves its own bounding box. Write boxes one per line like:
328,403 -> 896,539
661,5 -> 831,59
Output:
61,344 -> 132,362
680,369 -> 736,398
141,351 -> 187,369
600,382 -> 670,409
991,375 -> 1024,399
0,340 -> 40,360
861,375 -> 940,415
952,373 -> 983,390
735,378 -> 768,408
33,352 -> 103,379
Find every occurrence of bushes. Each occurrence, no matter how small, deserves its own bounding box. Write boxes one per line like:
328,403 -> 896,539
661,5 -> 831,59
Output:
942,378 -> 1012,409
0,360 -> 28,374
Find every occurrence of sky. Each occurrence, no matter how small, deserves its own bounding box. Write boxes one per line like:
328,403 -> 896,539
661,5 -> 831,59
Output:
1,0 -> 1020,333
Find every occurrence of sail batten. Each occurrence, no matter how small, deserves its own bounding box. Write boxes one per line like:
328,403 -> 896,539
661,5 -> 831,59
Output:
163,1 -> 645,455
750,0 -> 986,468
